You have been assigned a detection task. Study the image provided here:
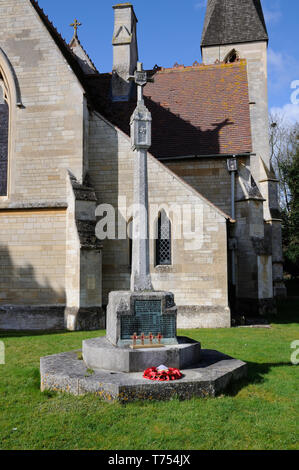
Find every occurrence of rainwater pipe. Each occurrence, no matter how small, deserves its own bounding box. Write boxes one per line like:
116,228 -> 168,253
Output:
227,156 -> 238,289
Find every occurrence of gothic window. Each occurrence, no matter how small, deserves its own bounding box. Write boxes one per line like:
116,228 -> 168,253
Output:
128,218 -> 133,267
156,210 -> 172,266
0,75 -> 9,196
224,49 -> 239,64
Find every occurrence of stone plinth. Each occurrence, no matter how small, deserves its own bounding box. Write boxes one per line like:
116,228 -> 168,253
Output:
83,336 -> 201,373
40,348 -> 248,402
106,291 -> 178,347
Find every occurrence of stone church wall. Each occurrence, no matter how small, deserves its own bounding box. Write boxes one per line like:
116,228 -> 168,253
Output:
165,159 -> 232,217
0,0 -> 92,329
0,0 -> 86,205
202,41 -> 286,306
0,207 -> 67,330
89,113 -> 230,328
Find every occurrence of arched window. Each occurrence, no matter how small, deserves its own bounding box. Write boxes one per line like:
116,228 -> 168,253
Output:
0,74 -> 9,196
127,218 -> 133,268
224,49 -> 239,64
156,210 -> 172,266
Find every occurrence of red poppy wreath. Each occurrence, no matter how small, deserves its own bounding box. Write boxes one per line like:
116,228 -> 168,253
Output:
143,365 -> 182,381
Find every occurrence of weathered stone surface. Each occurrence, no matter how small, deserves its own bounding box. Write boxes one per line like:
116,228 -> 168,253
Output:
130,147 -> 153,292
65,307 -> 105,331
0,305 -> 105,331
177,305 -> 231,328
0,306 -> 65,331
106,290 -> 177,347
40,348 -> 247,402
83,336 -> 201,373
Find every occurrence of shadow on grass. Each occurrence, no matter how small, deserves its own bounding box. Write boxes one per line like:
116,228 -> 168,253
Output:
268,298 -> 299,325
226,361 -> 294,397
0,329 -> 105,339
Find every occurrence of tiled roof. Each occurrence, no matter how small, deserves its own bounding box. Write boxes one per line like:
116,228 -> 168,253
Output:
30,1 -> 252,159
86,61 -> 252,158
201,0 -> 268,47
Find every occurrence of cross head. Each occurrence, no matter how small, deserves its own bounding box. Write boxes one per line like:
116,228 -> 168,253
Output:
70,18 -> 82,37
128,62 -> 154,103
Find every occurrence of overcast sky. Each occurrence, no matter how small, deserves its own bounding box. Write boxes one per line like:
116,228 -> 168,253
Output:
37,0 -> 299,124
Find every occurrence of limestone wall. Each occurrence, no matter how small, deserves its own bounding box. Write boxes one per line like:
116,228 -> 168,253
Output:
165,159 -> 231,216
89,113 -> 230,328
0,0 -> 102,329
0,208 -> 66,305
0,0 -> 85,207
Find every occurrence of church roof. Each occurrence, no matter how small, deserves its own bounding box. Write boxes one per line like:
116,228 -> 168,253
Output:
30,0 -> 252,159
201,0 -> 268,47
86,61 -> 252,159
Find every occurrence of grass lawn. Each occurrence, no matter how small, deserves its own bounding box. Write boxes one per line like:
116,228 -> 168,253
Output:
0,299 -> 298,450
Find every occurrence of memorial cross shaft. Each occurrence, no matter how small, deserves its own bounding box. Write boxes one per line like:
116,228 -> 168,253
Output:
129,62 -> 154,292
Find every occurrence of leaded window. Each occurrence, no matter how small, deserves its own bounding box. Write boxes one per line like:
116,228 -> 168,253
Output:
0,77 -> 9,196
128,218 -> 133,267
156,210 -> 172,266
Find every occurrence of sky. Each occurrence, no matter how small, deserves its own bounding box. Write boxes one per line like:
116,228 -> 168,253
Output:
37,0 -> 299,124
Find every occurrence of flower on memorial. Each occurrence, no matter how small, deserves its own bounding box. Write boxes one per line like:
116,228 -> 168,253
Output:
143,366 -> 182,381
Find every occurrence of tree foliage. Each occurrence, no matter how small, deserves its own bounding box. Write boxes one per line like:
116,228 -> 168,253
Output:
270,115 -> 299,277
281,142 -> 299,277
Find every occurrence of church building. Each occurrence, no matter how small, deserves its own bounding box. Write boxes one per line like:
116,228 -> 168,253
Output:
0,0 -> 286,330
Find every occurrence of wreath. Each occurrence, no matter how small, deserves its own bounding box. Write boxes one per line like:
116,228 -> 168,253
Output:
143,366 -> 182,381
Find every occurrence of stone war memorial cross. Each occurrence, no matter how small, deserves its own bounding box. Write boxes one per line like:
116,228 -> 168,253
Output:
128,62 -> 154,293
102,61 -> 179,349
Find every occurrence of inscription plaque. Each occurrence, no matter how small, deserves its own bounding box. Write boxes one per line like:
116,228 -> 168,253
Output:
120,299 -> 176,340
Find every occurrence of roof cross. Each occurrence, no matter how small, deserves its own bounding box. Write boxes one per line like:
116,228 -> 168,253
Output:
70,18 -> 82,38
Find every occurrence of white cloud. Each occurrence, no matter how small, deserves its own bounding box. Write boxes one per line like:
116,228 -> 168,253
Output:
270,104 -> 299,125
268,48 -> 299,94
263,7 -> 282,25
194,1 -> 207,10
268,49 -> 283,69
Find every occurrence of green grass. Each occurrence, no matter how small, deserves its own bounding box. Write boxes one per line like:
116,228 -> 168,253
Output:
0,300 -> 298,450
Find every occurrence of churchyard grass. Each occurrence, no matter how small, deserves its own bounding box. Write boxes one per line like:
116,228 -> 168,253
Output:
0,299 -> 298,450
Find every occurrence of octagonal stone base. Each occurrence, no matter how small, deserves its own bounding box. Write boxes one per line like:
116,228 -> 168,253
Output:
40,348 -> 247,402
83,336 -> 201,373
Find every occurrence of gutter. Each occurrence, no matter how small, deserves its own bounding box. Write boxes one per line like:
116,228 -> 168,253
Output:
158,153 -> 255,162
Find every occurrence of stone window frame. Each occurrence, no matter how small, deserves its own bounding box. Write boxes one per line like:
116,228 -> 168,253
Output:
155,209 -> 172,267
224,49 -> 240,64
0,78 -> 9,197
127,217 -> 133,269
0,48 -> 23,200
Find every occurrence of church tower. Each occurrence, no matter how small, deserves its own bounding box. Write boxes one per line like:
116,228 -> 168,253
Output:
201,0 -> 269,185
201,0 -> 286,310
